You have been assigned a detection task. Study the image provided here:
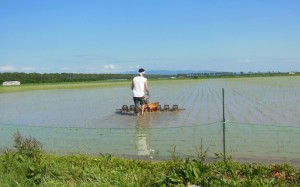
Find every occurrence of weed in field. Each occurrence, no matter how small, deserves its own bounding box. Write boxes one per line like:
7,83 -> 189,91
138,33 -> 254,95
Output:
1,131 -> 46,185
13,130 -> 43,159
195,139 -> 209,162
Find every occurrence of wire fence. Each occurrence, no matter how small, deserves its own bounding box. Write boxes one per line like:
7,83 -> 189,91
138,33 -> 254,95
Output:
1,121 -> 299,165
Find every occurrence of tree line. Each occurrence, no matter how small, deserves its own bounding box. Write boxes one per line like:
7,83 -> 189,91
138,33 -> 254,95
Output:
0,72 -> 169,84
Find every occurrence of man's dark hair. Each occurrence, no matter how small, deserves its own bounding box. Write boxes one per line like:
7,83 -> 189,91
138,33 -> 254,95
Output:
138,68 -> 145,73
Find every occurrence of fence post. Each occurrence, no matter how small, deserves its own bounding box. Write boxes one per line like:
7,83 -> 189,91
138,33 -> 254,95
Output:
222,88 -> 226,161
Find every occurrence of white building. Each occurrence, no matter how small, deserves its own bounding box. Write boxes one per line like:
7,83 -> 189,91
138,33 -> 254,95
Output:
2,81 -> 21,86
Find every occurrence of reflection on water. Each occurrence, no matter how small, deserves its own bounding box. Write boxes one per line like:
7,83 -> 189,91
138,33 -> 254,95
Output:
135,115 -> 151,156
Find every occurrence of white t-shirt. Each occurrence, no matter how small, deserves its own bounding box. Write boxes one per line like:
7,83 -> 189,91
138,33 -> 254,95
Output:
132,75 -> 147,97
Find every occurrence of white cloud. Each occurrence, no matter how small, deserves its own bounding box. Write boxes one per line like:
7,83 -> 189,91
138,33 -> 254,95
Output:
103,64 -> 117,70
22,67 -> 35,72
102,64 -> 123,73
0,65 -> 18,72
60,67 -> 72,72
239,59 -> 251,63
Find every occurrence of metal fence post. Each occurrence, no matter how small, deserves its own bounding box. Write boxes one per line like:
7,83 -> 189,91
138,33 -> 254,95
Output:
222,88 -> 226,161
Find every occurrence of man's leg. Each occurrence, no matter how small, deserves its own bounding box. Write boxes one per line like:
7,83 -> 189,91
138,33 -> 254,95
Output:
141,104 -> 145,116
140,97 -> 146,116
133,97 -> 141,116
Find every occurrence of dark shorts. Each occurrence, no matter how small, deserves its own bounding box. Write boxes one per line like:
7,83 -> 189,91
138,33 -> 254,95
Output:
133,97 -> 146,105
133,97 -> 146,113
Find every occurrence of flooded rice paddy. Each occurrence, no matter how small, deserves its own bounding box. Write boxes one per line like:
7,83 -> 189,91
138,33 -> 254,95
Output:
0,76 -> 299,164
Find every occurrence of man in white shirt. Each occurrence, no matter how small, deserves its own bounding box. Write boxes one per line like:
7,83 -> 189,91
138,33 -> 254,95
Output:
131,68 -> 150,116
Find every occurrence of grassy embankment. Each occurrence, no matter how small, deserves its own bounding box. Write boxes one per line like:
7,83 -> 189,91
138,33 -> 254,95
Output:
0,80 -> 131,93
0,78 -> 191,93
1,132 -> 299,186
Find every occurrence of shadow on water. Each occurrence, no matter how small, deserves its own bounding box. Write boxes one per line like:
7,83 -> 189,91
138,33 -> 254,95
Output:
115,110 -> 136,116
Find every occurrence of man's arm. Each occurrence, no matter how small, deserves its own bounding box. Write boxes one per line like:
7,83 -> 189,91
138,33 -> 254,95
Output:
131,81 -> 134,90
145,80 -> 150,97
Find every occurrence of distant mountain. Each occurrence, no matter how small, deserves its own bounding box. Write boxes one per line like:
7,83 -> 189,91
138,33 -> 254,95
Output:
123,70 -> 216,75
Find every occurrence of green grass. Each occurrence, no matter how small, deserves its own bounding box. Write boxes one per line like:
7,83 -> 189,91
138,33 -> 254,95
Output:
0,132 -> 299,187
0,81 -> 131,93
1,153 -> 299,187
0,78 -> 196,93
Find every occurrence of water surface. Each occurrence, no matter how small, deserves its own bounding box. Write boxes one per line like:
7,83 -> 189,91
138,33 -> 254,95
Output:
1,77 -> 299,164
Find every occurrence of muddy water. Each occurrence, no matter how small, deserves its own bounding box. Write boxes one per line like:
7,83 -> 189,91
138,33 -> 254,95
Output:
0,77 -> 299,163
1,77 -> 299,128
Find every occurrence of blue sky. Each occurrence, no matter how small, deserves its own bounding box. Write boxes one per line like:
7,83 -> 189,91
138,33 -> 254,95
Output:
1,0 -> 299,73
